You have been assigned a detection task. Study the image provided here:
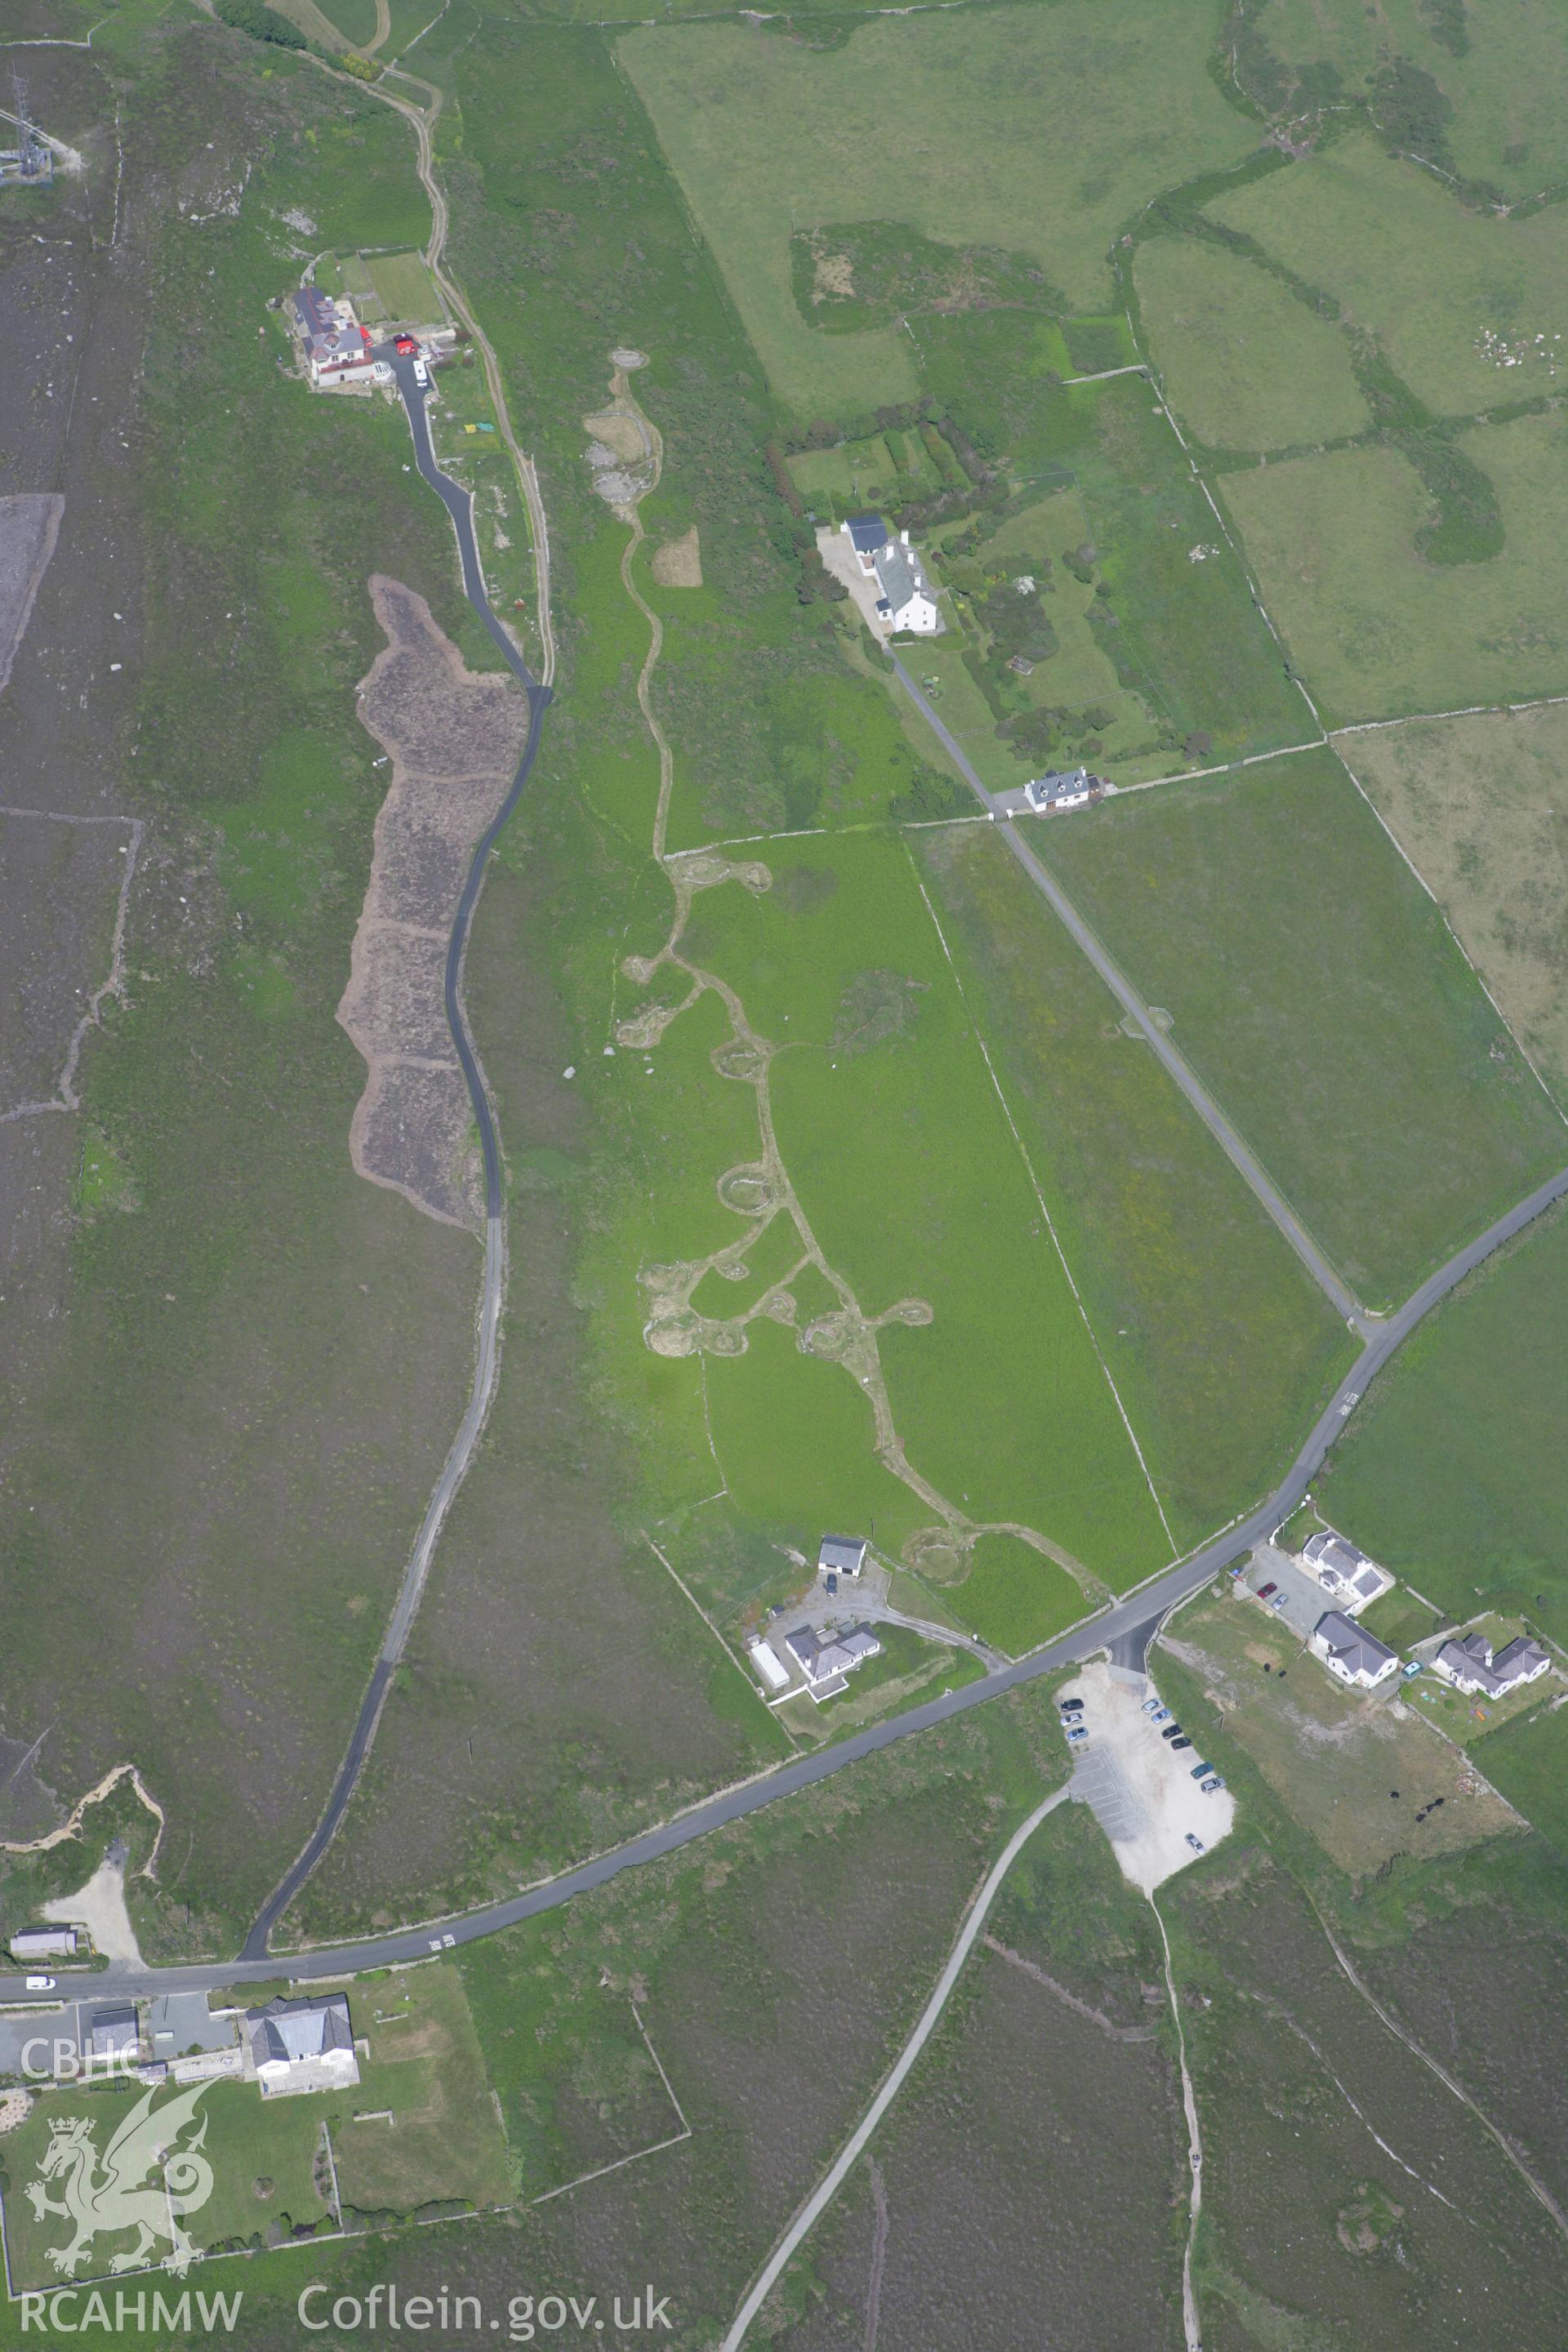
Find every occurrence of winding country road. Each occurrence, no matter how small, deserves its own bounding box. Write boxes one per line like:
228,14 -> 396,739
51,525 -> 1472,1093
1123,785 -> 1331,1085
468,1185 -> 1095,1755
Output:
9,1152 -> 1562,2006
242,358 -> 550,1959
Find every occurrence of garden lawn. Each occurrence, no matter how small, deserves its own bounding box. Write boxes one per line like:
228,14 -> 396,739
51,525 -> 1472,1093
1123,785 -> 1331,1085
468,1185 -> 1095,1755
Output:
1134,235 -> 1369,452
1223,419 -> 1568,722
688,832 -> 1173,1588
1318,1200 -> 1568,1647
915,824 -> 1352,1546
618,2 -> 1253,418
1343,704 -> 1568,1104
1208,131 -> 1568,416
1041,751 -> 1566,1307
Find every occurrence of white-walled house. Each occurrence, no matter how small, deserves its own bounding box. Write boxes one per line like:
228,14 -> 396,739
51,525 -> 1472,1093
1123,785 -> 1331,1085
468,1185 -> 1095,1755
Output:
1302,1530 -> 1392,1615
1310,1610 -> 1398,1690
1024,768 -> 1100,813
839,515 -> 943,634
1432,1631 -> 1551,1700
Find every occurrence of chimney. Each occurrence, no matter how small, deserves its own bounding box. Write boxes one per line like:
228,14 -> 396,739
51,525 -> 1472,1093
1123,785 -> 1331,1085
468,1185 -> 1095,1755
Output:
901,528 -> 911,545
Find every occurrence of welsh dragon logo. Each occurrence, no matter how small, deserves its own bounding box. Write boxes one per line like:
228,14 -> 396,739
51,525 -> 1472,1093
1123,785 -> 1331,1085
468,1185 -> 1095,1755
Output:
24,2082 -> 216,2277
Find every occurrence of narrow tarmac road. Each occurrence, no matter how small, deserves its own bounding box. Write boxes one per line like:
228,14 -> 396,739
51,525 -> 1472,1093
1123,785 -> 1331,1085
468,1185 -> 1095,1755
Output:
243,359 -> 550,1959
14,1151 -> 1562,2005
889,655 -> 1369,1333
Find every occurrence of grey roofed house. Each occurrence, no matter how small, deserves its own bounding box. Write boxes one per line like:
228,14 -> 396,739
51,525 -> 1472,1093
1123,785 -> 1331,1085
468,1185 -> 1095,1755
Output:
1312,1610 -> 1397,1686
247,1992 -> 354,2069
844,513 -> 888,555
818,1535 -> 868,1579
785,1623 -> 882,1686
87,2007 -> 140,2060
1303,1530 -> 1371,1581
10,1925 -> 78,1959
290,283 -> 339,338
1435,1630 -> 1551,1699
871,540 -> 920,613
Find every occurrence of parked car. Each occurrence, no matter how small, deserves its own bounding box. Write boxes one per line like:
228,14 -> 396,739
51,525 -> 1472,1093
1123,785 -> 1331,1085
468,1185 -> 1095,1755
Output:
1059,1697 -> 1083,1715
1150,1705 -> 1170,1723
1200,1776 -> 1225,1794
24,1975 -> 56,1992
412,356 -> 431,389
394,334 -> 418,355
1170,1735 -> 1193,1751
1141,1697 -> 1162,1715
1257,1581 -> 1277,1600
1160,1723 -> 1183,1741
1184,1833 -> 1205,1854
1190,1761 -> 1212,1780
1270,1592 -> 1288,1611
1066,1726 -> 1088,1743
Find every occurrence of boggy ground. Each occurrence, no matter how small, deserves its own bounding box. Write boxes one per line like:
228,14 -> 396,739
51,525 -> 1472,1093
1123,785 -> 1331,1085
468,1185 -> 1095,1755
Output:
339,576 -> 533,1227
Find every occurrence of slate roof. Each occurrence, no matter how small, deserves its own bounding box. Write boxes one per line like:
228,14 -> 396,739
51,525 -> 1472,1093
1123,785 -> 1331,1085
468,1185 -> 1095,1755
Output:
872,541 -> 928,618
87,2007 -> 139,2059
1303,1531 -> 1371,1582
844,513 -> 887,555
1437,1632 -> 1550,1696
1313,1610 -> 1396,1681
291,284 -> 339,338
818,1535 -> 868,1576
247,1993 -> 354,2068
785,1624 -> 882,1684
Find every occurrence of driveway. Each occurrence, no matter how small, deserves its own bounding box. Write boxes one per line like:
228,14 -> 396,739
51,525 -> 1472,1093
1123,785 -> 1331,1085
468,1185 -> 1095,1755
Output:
1242,1540 -> 1328,1643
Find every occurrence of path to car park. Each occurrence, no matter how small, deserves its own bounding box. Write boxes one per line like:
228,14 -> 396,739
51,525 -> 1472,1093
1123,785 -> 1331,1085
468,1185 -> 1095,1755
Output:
717,1781 -> 1072,2352
888,653 -> 1370,1333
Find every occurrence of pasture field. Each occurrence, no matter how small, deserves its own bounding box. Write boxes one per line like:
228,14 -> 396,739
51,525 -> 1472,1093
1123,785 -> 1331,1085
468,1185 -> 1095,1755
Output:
684,829 -> 1174,1592
1223,420 -> 1568,721
916,825 -> 1352,1546
1208,131 -> 1568,416
768,1800 -> 1187,2352
786,425 -> 960,516
1042,750 -> 1566,1305
306,0 -> 378,45
1343,704 -> 1568,1104
1318,1200 -> 1568,1646
956,1534 -> 1089,1656
1134,234 -> 1369,452
1165,1856 -> 1568,2351
1159,1590 -> 1513,1873
328,1967 -> 511,2219
1252,0 -> 1568,200
1468,1704 -> 1568,1859
618,2 -> 1253,417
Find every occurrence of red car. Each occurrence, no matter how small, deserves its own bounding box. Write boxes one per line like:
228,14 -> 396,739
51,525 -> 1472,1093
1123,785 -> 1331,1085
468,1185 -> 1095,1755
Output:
394,335 -> 418,356
1257,1581 -> 1277,1600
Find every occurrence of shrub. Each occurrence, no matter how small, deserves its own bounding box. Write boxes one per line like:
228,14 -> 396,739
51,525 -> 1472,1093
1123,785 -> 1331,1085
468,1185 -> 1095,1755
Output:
214,0 -> 306,47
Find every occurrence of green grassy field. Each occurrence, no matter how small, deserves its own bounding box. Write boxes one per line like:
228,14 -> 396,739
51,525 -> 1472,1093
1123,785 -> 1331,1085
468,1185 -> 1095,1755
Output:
1209,131 -> 1568,416
308,0 -> 378,45
363,247 -> 442,325
1251,0 -> 1568,200
956,1534 -> 1089,1655
618,1 -> 1254,418
1343,704 -> 1568,1105
1224,418 -> 1568,722
684,830 -> 1174,1588
1134,234 -> 1370,452
1043,750 -> 1566,1305
915,824 -> 1352,1545
1318,1200 -> 1568,1644
1471,1703 -> 1568,1855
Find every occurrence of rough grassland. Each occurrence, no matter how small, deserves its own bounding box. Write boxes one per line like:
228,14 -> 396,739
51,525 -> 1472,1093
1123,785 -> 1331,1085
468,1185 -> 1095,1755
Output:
1134,235 -> 1369,452
684,831 -> 1173,1588
1318,1200 -> 1568,1645
618,2 -> 1253,418
916,825 -> 1352,1546
1043,751 -> 1564,1307
1209,132 -> 1568,416
1469,1704 -> 1568,1860
769,1802 -> 1186,2352
1256,0 -> 1568,201
1166,1857 -> 1568,2351
1223,419 -> 1568,722
1343,704 -> 1568,1104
